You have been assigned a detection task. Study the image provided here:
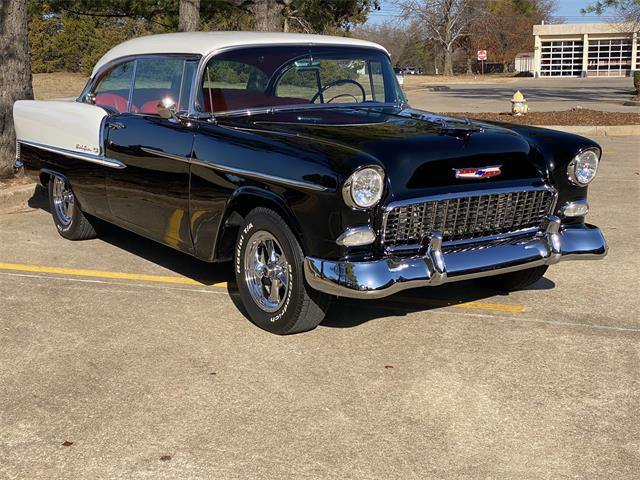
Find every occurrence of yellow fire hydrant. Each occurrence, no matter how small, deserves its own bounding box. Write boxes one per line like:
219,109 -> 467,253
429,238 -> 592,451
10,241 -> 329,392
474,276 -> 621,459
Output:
511,90 -> 529,116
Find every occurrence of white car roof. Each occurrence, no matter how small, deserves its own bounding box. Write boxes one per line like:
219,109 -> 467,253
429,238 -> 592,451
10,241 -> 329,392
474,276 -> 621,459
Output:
92,31 -> 388,77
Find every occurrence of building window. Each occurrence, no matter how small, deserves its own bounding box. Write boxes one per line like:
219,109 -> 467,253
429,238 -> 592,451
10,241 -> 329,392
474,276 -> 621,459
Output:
540,41 -> 584,77
587,39 -> 632,77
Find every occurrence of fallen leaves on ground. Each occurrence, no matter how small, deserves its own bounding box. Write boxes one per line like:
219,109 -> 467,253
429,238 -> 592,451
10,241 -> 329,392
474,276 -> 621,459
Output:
443,109 -> 640,126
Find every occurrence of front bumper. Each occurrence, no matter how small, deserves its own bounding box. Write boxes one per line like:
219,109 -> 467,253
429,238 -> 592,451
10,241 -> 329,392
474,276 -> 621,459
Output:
304,216 -> 607,299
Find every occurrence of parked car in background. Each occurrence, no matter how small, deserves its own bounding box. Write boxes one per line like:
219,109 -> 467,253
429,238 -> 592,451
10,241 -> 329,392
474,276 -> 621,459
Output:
393,67 -> 404,85
13,32 -> 607,335
403,66 -> 417,75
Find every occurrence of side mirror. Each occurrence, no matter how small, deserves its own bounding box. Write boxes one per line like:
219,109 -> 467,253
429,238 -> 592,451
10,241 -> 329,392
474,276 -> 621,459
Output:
157,97 -> 179,121
86,92 -> 96,105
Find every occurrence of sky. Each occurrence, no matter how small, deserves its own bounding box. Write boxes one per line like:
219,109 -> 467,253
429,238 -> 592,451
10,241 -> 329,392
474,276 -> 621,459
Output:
365,0 -> 619,26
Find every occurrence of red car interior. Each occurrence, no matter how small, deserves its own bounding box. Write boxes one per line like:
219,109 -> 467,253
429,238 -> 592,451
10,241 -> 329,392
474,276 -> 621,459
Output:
96,88 -> 182,114
95,88 -> 309,115
202,88 -> 309,112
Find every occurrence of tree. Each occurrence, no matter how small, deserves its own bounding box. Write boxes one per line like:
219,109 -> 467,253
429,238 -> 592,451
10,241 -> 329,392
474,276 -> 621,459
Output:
178,0 -> 200,31
352,20 -> 433,70
583,0 -> 640,30
284,0 -> 380,33
1,0 -> 34,178
248,0 -> 283,31
395,0 -> 476,76
470,0 -> 556,71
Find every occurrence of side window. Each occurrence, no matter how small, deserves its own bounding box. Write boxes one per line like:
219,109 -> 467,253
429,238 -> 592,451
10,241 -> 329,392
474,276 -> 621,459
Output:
93,61 -> 134,113
131,57 -> 186,115
201,60 -> 268,112
367,60 -> 386,102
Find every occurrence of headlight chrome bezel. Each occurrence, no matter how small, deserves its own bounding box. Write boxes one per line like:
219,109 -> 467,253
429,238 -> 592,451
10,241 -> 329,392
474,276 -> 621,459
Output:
342,165 -> 385,209
567,147 -> 600,186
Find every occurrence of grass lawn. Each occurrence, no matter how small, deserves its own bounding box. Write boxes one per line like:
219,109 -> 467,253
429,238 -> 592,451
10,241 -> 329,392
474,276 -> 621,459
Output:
33,72 -> 88,100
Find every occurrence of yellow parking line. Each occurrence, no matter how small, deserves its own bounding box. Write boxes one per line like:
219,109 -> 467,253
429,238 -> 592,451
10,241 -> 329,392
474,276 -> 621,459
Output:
0,262 -> 226,288
387,296 -> 528,313
0,262 -> 527,313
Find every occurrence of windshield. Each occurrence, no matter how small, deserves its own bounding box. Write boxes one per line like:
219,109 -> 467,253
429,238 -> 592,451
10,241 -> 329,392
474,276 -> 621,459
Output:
197,46 -> 405,114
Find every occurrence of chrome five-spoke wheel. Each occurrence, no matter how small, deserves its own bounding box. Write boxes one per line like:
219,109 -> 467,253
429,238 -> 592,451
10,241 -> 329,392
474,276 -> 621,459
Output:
234,208 -> 330,334
47,173 -> 97,240
51,176 -> 74,226
243,231 -> 290,313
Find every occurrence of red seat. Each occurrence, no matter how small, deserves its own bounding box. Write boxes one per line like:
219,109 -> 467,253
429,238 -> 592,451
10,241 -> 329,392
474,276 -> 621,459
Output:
140,100 -> 161,114
95,93 -> 131,113
202,88 -> 308,112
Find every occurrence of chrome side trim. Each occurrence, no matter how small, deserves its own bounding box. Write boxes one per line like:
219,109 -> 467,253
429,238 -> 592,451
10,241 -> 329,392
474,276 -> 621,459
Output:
141,147 -> 329,192
192,160 -> 330,192
18,140 -> 126,169
141,147 -> 191,164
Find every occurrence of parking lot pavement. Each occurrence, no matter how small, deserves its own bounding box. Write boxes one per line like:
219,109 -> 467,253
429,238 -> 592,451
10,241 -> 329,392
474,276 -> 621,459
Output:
1,136 -> 639,479
406,77 -> 640,113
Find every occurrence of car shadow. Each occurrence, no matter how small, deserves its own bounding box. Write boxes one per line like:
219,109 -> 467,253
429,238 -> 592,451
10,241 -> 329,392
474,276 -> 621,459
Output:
29,185 -> 555,329
321,277 -> 554,329
29,186 -> 232,286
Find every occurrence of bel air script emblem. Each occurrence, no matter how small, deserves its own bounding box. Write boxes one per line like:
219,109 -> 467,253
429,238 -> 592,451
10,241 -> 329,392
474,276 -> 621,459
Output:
453,165 -> 502,179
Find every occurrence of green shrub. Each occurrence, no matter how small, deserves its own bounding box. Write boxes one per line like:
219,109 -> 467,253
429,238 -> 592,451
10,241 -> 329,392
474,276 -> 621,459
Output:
634,71 -> 640,95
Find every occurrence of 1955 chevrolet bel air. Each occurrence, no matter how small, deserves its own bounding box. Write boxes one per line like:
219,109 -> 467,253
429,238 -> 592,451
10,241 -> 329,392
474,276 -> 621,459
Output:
13,32 -> 607,334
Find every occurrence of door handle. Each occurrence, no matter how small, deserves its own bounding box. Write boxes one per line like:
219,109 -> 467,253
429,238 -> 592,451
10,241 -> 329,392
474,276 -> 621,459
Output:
107,122 -> 125,130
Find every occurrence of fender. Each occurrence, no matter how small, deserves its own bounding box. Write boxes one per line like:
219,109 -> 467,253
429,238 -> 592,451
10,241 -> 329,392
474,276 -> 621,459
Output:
209,186 -> 305,263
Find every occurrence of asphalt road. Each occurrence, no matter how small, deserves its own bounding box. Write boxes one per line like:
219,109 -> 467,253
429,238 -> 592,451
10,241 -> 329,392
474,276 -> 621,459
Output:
406,77 -> 640,113
1,137 -> 639,479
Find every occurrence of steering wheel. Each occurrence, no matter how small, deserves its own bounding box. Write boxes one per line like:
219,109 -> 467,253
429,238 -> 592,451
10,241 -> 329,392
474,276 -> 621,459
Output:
310,79 -> 366,104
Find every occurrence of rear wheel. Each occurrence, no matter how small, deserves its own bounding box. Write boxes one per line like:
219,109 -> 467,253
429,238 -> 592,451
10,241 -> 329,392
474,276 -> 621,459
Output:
48,175 -> 97,240
234,207 -> 330,335
483,265 -> 548,292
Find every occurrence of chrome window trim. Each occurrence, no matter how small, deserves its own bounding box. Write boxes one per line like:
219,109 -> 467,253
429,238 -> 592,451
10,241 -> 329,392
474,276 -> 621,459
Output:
380,184 -> 558,252
79,53 -> 202,108
127,59 -> 137,113
18,140 -> 126,169
141,147 -> 329,192
191,43 -> 394,116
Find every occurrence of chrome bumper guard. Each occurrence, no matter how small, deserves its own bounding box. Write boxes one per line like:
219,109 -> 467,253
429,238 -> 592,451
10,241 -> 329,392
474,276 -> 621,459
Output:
304,216 -> 607,299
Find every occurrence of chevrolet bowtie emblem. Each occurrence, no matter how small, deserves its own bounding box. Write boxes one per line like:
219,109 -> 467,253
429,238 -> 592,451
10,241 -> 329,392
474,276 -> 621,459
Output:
453,165 -> 502,179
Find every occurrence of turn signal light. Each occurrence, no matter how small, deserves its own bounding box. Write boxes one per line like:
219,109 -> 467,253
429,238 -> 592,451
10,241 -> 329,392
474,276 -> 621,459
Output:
336,226 -> 376,247
561,200 -> 589,217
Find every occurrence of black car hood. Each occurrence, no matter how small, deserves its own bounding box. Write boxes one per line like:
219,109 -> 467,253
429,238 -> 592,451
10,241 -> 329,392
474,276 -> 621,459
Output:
220,106 -> 548,198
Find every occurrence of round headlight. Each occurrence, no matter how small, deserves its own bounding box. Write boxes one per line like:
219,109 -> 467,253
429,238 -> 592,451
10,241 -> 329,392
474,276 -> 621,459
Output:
343,166 -> 385,208
568,148 -> 600,186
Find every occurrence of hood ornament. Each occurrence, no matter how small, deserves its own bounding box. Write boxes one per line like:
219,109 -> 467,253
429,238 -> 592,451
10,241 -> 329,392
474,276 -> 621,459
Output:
454,165 -> 502,179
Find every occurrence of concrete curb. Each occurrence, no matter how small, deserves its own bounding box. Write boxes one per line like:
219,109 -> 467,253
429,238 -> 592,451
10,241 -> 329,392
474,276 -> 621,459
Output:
0,182 -> 38,215
533,125 -> 640,136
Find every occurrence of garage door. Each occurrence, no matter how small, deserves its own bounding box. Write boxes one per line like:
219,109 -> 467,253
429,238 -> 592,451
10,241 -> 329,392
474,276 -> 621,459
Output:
540,41 -> 584,77
588,39 -> 632,77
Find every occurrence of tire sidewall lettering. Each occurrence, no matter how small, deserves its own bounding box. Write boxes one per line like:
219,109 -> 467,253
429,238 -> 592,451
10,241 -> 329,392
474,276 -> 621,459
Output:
236,222 -> 253,274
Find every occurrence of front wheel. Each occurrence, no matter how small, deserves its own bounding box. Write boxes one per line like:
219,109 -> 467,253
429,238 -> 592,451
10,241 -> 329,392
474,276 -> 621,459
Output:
234,208 -> 330,334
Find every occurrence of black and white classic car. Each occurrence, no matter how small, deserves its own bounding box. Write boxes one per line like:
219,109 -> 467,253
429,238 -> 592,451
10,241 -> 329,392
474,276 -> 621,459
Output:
14,32 -> 607,334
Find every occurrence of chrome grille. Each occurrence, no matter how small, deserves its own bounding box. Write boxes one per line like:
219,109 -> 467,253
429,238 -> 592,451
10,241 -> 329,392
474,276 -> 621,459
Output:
383,187 -> 556,249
